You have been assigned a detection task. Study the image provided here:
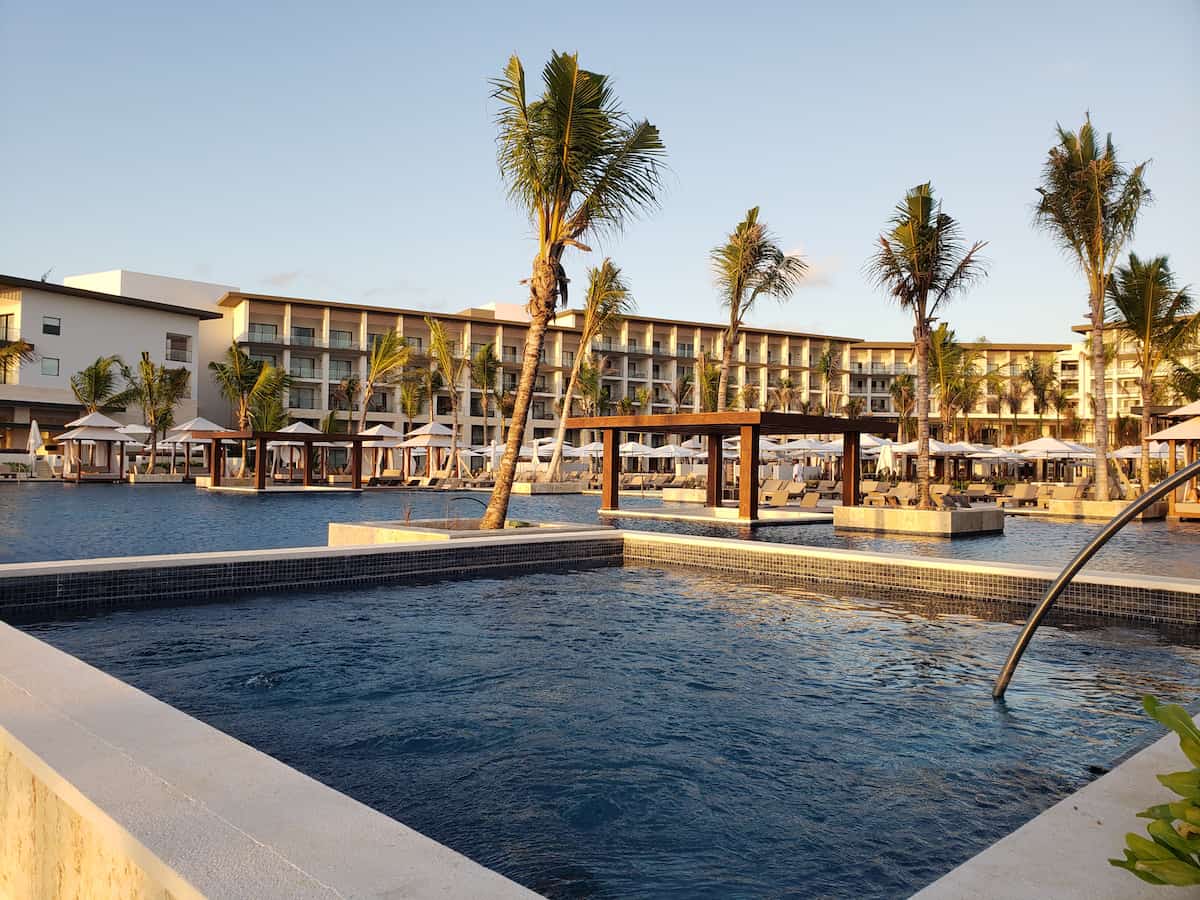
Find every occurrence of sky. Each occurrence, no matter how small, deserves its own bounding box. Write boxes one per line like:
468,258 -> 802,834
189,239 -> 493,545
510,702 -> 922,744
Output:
2,0 -> 1197,344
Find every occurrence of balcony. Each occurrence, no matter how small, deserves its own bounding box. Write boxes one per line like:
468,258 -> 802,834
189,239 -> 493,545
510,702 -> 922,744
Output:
245,326 -> 283,344
328,335 -> 359,352
165,348 -> 192,363
288,395 -> 318,410
289,366 -> 323,381
365,395 -> 390,413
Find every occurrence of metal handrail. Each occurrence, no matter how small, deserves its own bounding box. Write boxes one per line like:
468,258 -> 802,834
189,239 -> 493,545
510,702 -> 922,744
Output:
993,457 -> 1200,699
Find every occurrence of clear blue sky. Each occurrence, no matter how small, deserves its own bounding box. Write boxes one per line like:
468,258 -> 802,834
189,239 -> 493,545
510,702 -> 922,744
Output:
2,0 -> 1196,343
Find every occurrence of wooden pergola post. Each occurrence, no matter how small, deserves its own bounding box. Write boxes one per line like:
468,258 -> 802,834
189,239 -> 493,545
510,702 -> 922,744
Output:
1168,439 -> 1178,515
254,436 -> 268,491
842,430 -> 860,507
706,435 -> 722,508
211,438 -> 223,487
184,441 -> 191,479
600,427 -> 619,511
302,442 -> 313,487
351,439 -> 362,490
738,423 -> 760,520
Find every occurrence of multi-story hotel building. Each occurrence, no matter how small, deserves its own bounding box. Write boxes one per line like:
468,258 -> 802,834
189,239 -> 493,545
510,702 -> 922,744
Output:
7,269 -> 1196,451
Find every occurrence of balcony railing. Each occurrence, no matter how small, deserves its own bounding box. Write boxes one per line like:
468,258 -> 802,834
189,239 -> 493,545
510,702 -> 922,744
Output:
289,395 -> 318,410
165,347 -> 192,363
245,327 -> 282,344
289,366 -> 323,380
328,336 -> 359,351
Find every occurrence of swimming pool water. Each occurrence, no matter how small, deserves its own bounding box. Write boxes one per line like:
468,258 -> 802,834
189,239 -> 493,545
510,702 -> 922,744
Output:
27,566 -> 1200,898
2,483 -> 1198,577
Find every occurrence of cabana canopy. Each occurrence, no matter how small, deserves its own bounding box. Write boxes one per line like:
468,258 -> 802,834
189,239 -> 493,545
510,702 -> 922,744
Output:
563,411 -> 895,520
66,411 -> 123,429
1164,400 -> 1200,419
1150,417 -> 1200,441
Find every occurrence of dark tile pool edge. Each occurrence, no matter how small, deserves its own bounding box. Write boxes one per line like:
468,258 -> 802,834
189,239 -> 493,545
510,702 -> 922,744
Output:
619,530 -> 1200,626
0,533 -> 623,620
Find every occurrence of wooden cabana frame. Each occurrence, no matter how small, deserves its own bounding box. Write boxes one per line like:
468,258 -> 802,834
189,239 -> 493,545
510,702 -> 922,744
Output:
205,431 -> 369,490
563,411 -> 895,520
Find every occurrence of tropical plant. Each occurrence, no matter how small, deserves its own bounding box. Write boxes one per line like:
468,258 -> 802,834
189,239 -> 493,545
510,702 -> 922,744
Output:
426,317 -> 468,476
481,51 -> 666,528
469,343 -> 500,445
249,393 -> 289,433
418,366 -> 443,425
70,355 -> 130,413
359,330 -> 410,433
928,325 -> 980,442
330,374 -> 361,434
1046,386 -> 1071,439
121,352 -> 191,473
616,395 -> 635,415
770,376 -> 796,413
1021,354 -> 1058,438
398,375 -> 423,435
1109,696 -> 1200,887
667,370 -> 694,413
1003,382 -> 1027,445
890,373 -> 916,443
842,396 -> 866,419
1034,115 -> 1150,499
1106,253 -> 1198,488
739,383 -> 759,410
545,260 -> 633,480
0,337 -> 34,382
812,342 -> 842,414
711,207 -> 807,410
1173,363 -> 1200,403
697,352 -> 721,412
867,183 -> 988,508
208,342 -> 289,476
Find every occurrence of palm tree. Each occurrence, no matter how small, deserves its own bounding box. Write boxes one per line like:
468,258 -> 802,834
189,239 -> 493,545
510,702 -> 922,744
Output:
1106,253 -> 1197,487
70,355 -> 130,412
481,52 -> 666,529
1172,363 -> 1200,402
616,395 -> 635,415
889,373 -> 915,443
842,396 -> 866,418
494,387 -> 516,436
711,207 -> 807,410
697,352 -> 721,412
1021,354 -> 1058,438
420,366 -> 443,425
576,356 -> 606,418
330,375 -> 361,434
469,343 -> 500,445
867,183 -> 988,509
250,393 -> 289,432
956,376 -> 984,443
770,376 -> 796,413
812,342 -> 842,414
667,370 -> 694,413
208,342 -> 289,476
398,375 -> 423,434
1047,386 -> 1070,439
121,352 -> 190,473
739,383 -> 759,410
546,260 -> 634,480
426,317 -> 469,476
358,330 -> 410,433
1003,382 -> 1027,444
0,338 -> 35,384
1034,115 -> 1150,499
927,324 -> 971,440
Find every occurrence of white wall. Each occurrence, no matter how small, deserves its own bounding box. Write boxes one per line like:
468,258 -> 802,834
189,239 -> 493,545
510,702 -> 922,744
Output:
65,270 -> 238,424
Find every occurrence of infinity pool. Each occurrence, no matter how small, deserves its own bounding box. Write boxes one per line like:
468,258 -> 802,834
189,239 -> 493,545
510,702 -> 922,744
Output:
27,566 -> 1200,898
2,483 -> 1199,577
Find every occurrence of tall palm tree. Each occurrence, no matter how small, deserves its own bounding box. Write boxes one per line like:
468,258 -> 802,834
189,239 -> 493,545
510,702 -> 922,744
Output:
426,317 -> 468,476
739,383 -> 759,410
545,260 -> 634,480
70,355 -> 130,412
121,352 -> 190,473
1046,386 -> 1070,439
358,330 -> 410,433
770,377 -> 795,413
1021,354 -> 1058,438
576,355 -> 606,417
667,370 -> 694,413
208,342 -> 289,476
481,52 -> 666,528
812,342 -> 842,414
469,343 -> 500,445
1034,115 -> 1149,499
867,183 -> 988,509
1172,363 -> 1200,403
711,207 -> 807,410
398,375 -> 423,434
330,375 -> 361,434
1003,382 -> 1027,444
420,366 -> 443,425
1106,253 -> 1197,487
889,373 -> 915,443
697,352 -> 721,412
927,324 -> 971,440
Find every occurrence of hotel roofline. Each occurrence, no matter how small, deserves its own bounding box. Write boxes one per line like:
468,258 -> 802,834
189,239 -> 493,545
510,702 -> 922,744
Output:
3,274 -> 224,320
854,340 -> 1072,351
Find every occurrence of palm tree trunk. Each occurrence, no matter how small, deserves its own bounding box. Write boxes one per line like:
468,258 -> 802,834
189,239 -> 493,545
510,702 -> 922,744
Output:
545,353 -> 585,481
716,327 -> 735,412
1090,296 -> 1112,500
481,259 -> 555,529
358,386 -> 372,434
1139,374 -> 1152,489
915,323 -> 932,509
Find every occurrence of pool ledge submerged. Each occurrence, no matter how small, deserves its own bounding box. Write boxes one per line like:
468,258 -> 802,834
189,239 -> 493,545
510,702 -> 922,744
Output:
0,622 -> 540,899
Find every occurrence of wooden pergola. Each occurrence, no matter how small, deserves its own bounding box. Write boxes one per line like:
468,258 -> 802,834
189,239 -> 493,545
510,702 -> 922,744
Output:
563,411 -> 895,520
206,431 -> 369,490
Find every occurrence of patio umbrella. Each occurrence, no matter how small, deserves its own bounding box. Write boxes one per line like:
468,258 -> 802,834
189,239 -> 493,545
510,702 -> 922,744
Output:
26,419 -> 44,470
681,437 -> 704,450
405,421 -> 453,438
891,438 -> 957,455
65,411 -> 124,429
1014,436 -> 1089,458
649,444 -> 700,459
1150,416 -> 1200,441
619,441 -> 654,456
876,441 -> 896,473
570,441 -> 605,457
1165,399 -> 1200,419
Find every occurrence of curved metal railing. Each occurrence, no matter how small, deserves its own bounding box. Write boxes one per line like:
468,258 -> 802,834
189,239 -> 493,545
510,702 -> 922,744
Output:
993,458 -> 1200,700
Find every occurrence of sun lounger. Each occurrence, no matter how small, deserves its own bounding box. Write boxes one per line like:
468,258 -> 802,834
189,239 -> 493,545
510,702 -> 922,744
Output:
797,492 -> 821,509
998,484 -> 1038,507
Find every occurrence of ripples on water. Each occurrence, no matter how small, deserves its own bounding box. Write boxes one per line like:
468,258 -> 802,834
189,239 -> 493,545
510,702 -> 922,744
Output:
28,567 -> 1200,898
1,483 -> 1198,577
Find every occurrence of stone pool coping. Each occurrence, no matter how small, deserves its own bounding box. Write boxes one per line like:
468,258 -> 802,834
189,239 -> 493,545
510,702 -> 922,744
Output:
912,710 -> 1200,899
0,621 -> 539,899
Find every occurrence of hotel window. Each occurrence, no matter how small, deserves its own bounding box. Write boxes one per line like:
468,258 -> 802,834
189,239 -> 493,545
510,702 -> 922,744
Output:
329,359 -> 352,380
677,342 -> 694,357
42,315 -> 61,335
290,325 -> 315,346
503,345 -> 518,363
41,357 -> 60,376
408,336 -> 423,351
562,350 -> 574,368
250,353 -> 277,366
329,329 -> 354,349
532,401 -> 547,419
290,357 -> 317,378
368,332 -> 386,350
165,334 -> 191,363
534,375 -> 547,391
627,337 -> 639,352
290,387 -> 316,409
249,323 -> 279,342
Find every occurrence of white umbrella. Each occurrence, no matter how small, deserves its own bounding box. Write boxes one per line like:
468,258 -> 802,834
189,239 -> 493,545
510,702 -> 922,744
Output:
891,438 -> 958,456
681,437 -> 704,450
405,421 -> 453,438
66,411 -> 123,429
26,419 -> 44,468
649,444 -> 700,459
775,437 -> 828,453
1014,436 -> 1089,458
876,441 -> 896,473
619,441 -> 654,456
571,441 -> 605,457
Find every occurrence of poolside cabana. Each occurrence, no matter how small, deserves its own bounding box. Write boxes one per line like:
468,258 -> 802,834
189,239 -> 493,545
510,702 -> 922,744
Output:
563,411 -> 894,521
56,412 -> 137,483
205,429 -> 370,490
165,416 -> 227,477
1150,416 -> 1200,518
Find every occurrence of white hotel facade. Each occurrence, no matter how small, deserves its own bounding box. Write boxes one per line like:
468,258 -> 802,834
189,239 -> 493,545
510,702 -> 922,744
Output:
1,268 -> 1195,452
